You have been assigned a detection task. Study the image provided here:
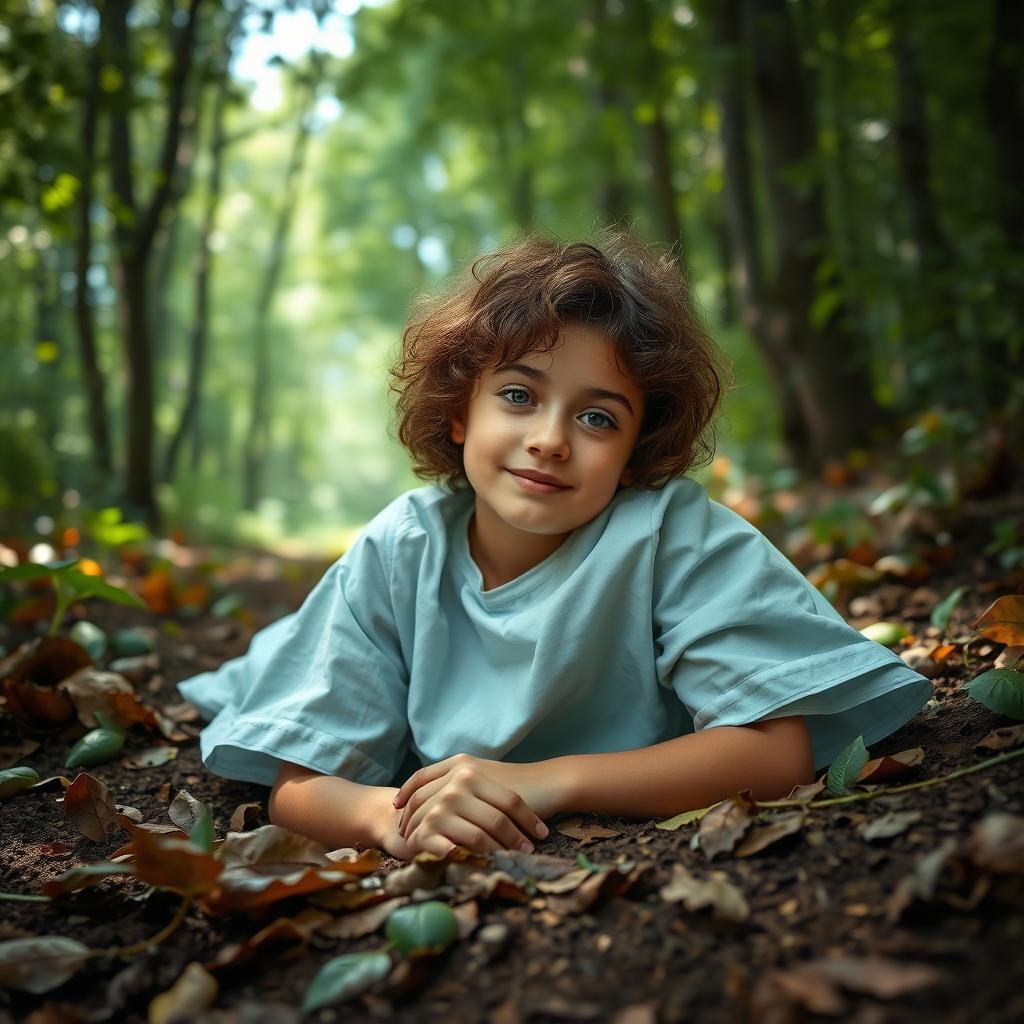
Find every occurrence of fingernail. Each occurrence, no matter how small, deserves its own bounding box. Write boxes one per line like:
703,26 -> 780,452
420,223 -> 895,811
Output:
535,822 -> 549,838
520,841 -> 534,853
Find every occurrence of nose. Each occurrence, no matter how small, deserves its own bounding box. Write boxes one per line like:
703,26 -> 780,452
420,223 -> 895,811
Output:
525,413 -> 570,460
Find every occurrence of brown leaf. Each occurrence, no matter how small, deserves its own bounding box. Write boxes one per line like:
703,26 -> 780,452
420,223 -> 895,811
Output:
885,838 -> 960,922
535,867 -> 593,894
162,700 -> 200,723
148,962 -> 218,1024
36,842 -> 73,857
554,816 -> 623,844
545,863 -> 648,916
974,595 -> 1024,646
856,747 -> 925,783
452,898 -> 480,939
228,801 -> 262,832
931,643 -> 959,663
995,645 -> 1024,670
859,810 -> 922,842
58,668 -> 135,728
965,813 -> 1024,874
658,863 -> 749,922
321,896 -> 409,939
200,862 -> 357,916
0,936 -> 93,993
216,824 -> 333,868
121,746 -> 178,770
41,862 -> 134,898
128,829 -> 224,895
1,637 -> 89,725
698,793 -> 758,859
64,772 -> 118,843
0,738 -> 40,769
976,724 -> 1024,750
797,955 -> 943,999
115,805 -> 144,823
783,776 -> 826,802
28,775 -> 71,793
168,789 -> 209,833
735,810 -> 806,857
207,909 -> 331,971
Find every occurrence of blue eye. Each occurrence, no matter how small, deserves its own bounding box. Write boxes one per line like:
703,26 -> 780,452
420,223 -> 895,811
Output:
500,387 -> 531,406
582,411 -> 616,430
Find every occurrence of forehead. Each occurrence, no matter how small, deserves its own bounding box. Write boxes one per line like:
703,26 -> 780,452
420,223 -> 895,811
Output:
491,322 -> 634,382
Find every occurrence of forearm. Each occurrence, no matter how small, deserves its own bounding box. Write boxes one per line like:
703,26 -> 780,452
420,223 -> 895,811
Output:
553,718 -> 815,819
268,763 -> 398,850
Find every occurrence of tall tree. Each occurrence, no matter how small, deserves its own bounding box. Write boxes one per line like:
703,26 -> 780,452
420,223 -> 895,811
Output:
103,0 -> 203,525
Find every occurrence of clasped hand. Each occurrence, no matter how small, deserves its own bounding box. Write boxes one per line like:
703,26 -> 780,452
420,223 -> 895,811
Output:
386,753 -> 559,858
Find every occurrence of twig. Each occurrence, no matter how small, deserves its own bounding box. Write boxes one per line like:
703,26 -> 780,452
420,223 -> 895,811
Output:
99,893 -> 194,959
0,892 -> 52,903
758,746 -> 1024,811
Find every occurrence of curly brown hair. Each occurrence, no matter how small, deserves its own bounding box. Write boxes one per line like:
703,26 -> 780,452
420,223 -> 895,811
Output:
388,229 -> 730,491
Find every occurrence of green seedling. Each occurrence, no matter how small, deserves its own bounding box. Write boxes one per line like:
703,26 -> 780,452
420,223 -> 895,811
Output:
0,560 -> 145,637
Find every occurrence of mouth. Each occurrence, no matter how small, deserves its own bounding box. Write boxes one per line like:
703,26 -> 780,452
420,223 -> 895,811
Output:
506,469 -> 571,494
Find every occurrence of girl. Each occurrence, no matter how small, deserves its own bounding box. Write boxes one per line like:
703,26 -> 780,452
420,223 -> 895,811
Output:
177,232 -> 932,861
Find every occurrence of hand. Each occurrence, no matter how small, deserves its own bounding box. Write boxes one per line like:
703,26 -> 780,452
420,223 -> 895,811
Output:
389,755 -> 552,857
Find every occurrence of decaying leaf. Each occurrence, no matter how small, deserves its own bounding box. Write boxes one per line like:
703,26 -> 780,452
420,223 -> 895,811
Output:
228,801 -> 262,832
698,792 -> 758,859
655,804 -> 713,830
321,897 -> 410,940
41,862 -> 134,898
554,816 -> 623,843
58,667 -> 135,728
215,824 -> 332,868
976,724 -> 1024,750
122,746 -> 178,770
784,776 -> 826,802
859,810 -> 922,842
974,595 -> 1024,646
0,936 -> 93,993
207,908 -> 332,970
659,863 -> 749,922
200,863 -> 357,916
735,810 -> 807,857
545,863 -> 650,916
168,789 -> 210,834
148,962 -> 218,1024
965,813 -> 1024,874
64,771 -> 118,843
127,828 -> 224,895
856,747 -> 924,783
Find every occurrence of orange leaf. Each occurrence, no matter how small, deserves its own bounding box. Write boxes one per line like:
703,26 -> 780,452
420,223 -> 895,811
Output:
64,772 -> 118,843
931,644 -> 958,663
856,748 -> 924,784
974,595 -> 1024,646
128,829 -> 223,895
200,863 -> 357,916
138,569 -> 176,615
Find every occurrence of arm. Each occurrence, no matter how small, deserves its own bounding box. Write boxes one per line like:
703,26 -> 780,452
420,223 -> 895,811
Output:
268,761 -> 407,854
553,715 -> 816,818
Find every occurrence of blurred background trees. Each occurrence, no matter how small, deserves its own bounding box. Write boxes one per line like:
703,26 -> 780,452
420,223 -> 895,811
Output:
1,0 -> 1020,548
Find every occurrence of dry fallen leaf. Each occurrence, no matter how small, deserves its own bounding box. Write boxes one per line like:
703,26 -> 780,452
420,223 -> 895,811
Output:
886,838 -> 960,922
168,789 -> 209,834
735,810 -> 806,857
976,724 -> 1024,750
216,824 -> 333,868
206,909 -> 331,970
148,962 -> 218,1024
122,746 -> 178,770
857,747 -> 925,783
974,595 -> 1024,646
228,801 -> 262,832
698,792 -> 758,859
859,810 -> 922,842
659,863 -> 749,922
965,813 -> 1024,874
321,896 -> 409,939
64,772 -> 118,843
554,816 -> 623,843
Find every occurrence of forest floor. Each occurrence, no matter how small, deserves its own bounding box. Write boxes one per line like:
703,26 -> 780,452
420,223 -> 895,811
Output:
1,501 -> 1023,1023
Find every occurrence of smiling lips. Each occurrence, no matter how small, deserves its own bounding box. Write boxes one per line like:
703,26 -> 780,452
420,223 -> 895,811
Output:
507,469 -> 571,494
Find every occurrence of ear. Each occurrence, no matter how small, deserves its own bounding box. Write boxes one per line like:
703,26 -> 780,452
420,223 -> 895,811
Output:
449,412 -> 466,445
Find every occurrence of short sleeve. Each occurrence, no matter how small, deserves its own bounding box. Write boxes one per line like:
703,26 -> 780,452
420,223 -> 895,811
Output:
652,484 -> 933,772
177,512 -> 411,787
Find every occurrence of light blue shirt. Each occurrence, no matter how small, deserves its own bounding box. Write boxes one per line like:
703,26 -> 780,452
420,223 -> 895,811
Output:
177,479 -> 932,789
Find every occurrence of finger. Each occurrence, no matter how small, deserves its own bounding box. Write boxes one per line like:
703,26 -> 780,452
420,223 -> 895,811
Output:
393,760 -> 451,809
462,772 -> 549,846
398,777 -> 448,837
411,784 -> 536,853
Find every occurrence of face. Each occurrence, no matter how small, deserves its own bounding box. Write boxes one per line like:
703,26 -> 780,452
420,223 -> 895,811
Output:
449,321 -> 646,572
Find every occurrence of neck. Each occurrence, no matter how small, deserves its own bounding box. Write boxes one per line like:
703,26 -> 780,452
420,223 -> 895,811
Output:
467,506 -> 568,591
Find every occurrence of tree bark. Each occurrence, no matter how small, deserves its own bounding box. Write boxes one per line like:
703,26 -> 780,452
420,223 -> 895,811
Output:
743,0 -> 882,468
104,0 -> 203,526
73,34 -> 113,475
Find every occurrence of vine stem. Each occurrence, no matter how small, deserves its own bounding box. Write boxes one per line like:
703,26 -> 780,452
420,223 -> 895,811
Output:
0,892 -> 52,903
93,893 -> 194,959
757,745 -> 1024,811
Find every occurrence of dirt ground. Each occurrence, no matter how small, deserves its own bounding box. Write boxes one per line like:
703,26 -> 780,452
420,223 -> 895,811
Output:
1,528 -> 1022,1023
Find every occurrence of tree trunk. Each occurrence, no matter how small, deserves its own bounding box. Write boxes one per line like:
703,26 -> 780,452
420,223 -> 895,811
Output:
104,0 -> 203,526
243,81 -> 317,510
72,35 -> 113,476
589,1 -> 630,224
744,0 -> 882,468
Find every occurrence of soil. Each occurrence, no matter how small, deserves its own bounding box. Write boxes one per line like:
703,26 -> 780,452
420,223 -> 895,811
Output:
1,528 -> 1022,1024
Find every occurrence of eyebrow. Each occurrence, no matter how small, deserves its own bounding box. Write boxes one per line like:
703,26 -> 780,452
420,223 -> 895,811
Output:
494,363 -> 637,417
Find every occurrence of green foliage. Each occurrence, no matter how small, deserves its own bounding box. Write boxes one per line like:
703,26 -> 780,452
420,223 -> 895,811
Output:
827,736 -> 868,796
384,900 -> 459,956
965,670 -> 1024,721
930,587 -> 965,636
65,712 -> 126,770
302,951 -> 392,1013
0,767 -> 40,801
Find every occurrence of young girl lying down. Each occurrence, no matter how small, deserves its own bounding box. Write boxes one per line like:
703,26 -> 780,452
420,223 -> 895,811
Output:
177,232 -> 932,861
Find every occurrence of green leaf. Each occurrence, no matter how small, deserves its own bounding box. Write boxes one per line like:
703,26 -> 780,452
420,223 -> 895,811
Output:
65,724 -> 126,770
302,951 -> 392,1013
654,804 -> 713,830
69,621 -> 107,660
189,806 -> 215,853
0,559 -> 77,583
965,670 -> 1024,720
0,936 -> 92,992
384,900 -> 459,956
575,852 -> 598,871
827,736 -> 868,796
931,587 -> 965,634
64,570 -> 145,609
0,767 -> 40,801
859,621 -> 908,647
111,628 -> 156,657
